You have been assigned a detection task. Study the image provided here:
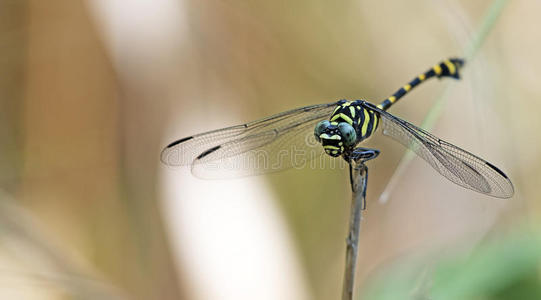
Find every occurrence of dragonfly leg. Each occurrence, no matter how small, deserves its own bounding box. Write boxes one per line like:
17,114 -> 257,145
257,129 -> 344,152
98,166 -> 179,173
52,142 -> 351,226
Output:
349,147 -> 379,165
345,147 -> 378,210
346,147 -> 378,211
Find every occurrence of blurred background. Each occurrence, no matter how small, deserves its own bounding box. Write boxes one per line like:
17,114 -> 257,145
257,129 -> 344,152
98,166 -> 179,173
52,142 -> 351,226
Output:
1,0 -> 540,299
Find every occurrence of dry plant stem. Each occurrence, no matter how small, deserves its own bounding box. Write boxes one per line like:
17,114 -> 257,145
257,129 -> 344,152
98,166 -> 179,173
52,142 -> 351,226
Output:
342,162 -> 368,300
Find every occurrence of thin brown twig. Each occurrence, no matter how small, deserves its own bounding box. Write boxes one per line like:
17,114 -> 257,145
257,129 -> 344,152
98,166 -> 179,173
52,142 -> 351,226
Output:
342,162 -> 368,300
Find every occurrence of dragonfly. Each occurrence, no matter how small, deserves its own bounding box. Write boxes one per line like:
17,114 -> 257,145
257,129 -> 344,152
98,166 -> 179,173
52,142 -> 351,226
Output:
161,58 -> 514,201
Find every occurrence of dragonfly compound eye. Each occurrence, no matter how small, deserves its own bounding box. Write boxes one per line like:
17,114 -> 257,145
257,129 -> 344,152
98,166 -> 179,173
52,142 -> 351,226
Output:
338,123 -> 357,146
314,120 -> 331,142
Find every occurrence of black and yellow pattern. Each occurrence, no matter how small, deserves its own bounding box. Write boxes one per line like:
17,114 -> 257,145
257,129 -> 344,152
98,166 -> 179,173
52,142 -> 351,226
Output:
326,58 -> 464,152
161,57 -> 514,198
329,99 -> 379,142
377,58 -> 464,111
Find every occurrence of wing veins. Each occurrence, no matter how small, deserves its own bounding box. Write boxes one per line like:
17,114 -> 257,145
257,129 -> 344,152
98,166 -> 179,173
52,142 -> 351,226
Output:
161,102 -> 338,173
363,101 -> 513,198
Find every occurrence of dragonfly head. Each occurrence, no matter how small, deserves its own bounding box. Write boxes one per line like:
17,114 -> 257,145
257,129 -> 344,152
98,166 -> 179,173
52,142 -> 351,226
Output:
314,120 -> 357,157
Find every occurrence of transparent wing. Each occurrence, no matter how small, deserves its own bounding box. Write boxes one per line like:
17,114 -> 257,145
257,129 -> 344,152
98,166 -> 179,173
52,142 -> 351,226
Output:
363,102 -> 514,198
161,101 -> 339,178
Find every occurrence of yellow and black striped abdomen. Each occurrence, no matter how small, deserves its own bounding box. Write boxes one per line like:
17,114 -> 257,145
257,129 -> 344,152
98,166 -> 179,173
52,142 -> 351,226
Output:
377,58 -> 464,111
329,100 -> 379,143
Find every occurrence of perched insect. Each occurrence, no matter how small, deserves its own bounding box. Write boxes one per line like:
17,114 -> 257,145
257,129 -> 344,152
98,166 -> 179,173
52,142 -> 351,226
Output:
161,58 -> 514,200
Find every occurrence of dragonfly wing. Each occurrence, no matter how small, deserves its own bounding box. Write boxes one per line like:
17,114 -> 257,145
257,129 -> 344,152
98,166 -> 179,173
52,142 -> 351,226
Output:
363,102 -> 514,198
161,102 -> 339,178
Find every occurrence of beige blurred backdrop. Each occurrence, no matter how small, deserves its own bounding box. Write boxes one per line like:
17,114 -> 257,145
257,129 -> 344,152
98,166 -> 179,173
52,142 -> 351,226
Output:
0,0 -> 540,299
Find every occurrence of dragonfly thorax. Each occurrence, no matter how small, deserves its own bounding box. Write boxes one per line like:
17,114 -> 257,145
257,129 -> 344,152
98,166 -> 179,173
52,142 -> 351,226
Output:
315,99 -> 379,158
